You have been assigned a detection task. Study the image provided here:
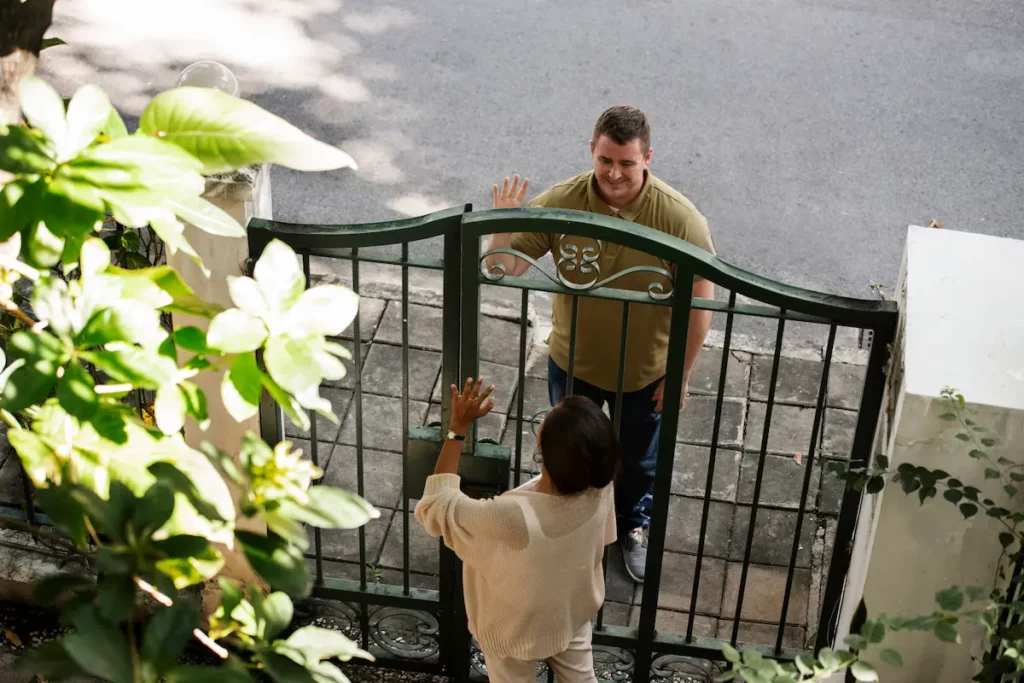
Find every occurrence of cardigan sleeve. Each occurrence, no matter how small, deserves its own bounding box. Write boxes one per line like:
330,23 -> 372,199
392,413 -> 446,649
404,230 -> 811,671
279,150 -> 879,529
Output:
414,474 -> 529,564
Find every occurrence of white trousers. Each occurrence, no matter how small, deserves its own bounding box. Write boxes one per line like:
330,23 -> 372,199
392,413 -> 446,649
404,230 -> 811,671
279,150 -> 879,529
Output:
484,623 -> 597,683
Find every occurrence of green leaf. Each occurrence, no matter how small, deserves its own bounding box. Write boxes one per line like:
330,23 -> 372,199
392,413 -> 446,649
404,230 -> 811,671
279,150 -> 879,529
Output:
179,380 -> 210,429
173,326 -> 208,353
142,601 -> 199,674
1,329 -> 64,412
955,433 -> 970,441
1000,532 -> 1015,548
965,585 -> 988,602
237,531 -> 310,597
793,655 -> 815,675
16,640 -> 87,680
154,544 -> 225,589
879,648 -> 903,667
0,124 -> 55,175
722,643 -> 740,663
139,87 -> 357,174
164,194 -> 245,237
865,476 -> 884,494
1006,485 -> 1019,497
851,661 -> 878,681
110,265 -> 223,318
288,285 -> 360,337
104,107 -> 129,139
41,37 -> 67,50
80,347 -> 176,389
936,586 -> 964,612
62,84 -> 112,160
56,361 -> 98,419
34,574 -> 95,603
985,468 -> 1000,479
0,178 -> 45,243
938,412 -> 957,421
132,481 -> 176,538
981,437 -> 997,447
98,573 -> 135,622
23,219 -> 64,269
155,383 -> 187,435
152,535 -> 210,557
844,634 -> 868,650
933,620 -> 959,643
262,371 -> 309,432
969,449 -> 986,459
817,647 -> 840,670
207,309 -> 268,354
222,352 -> 263,422
279,625 -> 371,664
283,486 -> 377,530
167,658 -> 253,683
61,605 -> 134,682
257,591 -> 293,642
19,76 -> 66,150
863,619 -> 885,643
943,489 -> 963,504
259,651 -> 318,683
264,336 -> 322,398
960,503 -> 978,519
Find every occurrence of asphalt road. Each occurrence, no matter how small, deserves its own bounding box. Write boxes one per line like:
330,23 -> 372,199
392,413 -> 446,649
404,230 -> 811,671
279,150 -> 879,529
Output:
45,0 -> 1024,298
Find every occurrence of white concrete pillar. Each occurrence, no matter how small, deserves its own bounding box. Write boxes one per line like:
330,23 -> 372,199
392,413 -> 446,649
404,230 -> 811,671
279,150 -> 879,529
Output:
835,226 -> 1024,681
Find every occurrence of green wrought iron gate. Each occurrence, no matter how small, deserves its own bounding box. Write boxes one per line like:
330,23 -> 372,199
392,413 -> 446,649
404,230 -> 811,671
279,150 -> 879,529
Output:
247,206 -> 898,683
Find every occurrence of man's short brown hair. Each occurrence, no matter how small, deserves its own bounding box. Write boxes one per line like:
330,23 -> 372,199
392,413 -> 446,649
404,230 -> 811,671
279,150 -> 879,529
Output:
593,105 -> 651,151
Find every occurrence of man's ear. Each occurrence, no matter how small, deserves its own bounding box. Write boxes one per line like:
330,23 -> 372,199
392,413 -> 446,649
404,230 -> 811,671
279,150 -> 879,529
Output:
589,139 -> 595,155
644,147 -> 653,166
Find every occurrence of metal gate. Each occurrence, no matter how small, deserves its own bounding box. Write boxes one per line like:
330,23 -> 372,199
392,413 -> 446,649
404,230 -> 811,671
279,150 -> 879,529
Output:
247,206 -> 898,683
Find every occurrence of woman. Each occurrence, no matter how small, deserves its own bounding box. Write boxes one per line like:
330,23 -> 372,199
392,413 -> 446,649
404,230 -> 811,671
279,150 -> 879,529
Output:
416,377 -> 621,683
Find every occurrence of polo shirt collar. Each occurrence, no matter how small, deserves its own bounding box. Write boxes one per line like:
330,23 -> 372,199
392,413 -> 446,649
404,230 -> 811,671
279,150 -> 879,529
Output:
587,170 -> 653,222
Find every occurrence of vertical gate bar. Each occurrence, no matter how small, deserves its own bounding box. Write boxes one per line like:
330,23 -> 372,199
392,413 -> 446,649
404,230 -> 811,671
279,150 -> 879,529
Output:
816,320 -> 895,652
635,272 -> 693,683
351,250 -> 370,649
597,301 -> 631,631
402,242 -> 411,595
441,210 -> 467,431
686,291 -> 737,640
459,226 -> 482,448
514,289 -> 529,488
302,255 -> 324,586
731,313 -> 787,645
566,295 -> 580,396
776,324 -> 836,652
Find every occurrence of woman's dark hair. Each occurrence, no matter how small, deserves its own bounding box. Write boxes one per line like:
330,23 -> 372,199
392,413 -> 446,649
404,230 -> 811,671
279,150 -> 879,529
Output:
539,396 -> 622,495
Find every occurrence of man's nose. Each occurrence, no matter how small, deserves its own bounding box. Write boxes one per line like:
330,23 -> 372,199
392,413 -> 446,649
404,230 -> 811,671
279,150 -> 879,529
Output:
607,165 -> 621,181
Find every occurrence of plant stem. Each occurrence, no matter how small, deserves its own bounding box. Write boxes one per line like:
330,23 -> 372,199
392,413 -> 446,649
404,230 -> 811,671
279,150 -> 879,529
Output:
0,298 -> 37,328
133,577 -> 229,660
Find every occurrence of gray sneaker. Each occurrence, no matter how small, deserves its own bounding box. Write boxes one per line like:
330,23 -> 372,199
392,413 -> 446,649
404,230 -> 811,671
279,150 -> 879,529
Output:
621,527 -> 648,583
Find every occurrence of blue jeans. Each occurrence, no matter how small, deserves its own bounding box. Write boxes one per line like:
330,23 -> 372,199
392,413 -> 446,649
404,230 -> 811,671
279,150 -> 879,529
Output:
547,357 -> 662,539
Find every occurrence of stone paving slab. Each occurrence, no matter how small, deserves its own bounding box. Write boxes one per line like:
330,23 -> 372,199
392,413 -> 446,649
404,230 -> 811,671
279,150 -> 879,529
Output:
744,402 -> 815,455
600,601 -> 631,627
312,509 -> 392,564
686,349 -> 750,399
720,563 -> 811,626
508,375 -> 552,420
478,315 -> 532,367
664,497 -> 734,557
670,445 -> 742,503
818,460 -> 846,515
628,609 -> 718,638
432,360 -> 521,414
379,511 -> 439,575
339,297 -> 387,342
751,356 -> 827,406
676,396 -> 746,447
827,363 -> 866,410
717,620 -> 806,650
338,394 -> 430,453
362,343 -> 441,402
604,544 -> 641,605
376,301 -> 444,351
652,551 -> 727,614
285,387 -> 353,444
0,455 -> 24,504
736,452 -> 820,510
729,507 -> 815,568
322,340 -> 369,390
823,409 -> 858,457
322,445 -> 404,511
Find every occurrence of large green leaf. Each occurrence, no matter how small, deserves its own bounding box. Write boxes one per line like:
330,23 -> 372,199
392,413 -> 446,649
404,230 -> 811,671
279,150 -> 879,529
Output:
19,77 -> 66,150
109,265 -> 223,318
264,336 -> 320,396
279,625 -> 371,664
237,531 -> 310,597
139,87 -> 356,174
167,659 -> 253,683
207,309 -> 268,354
34,574 -> 95,603
62,84 -> 112,160
0,178 -> 43,241
141,601 -> 199,673
261,370 -> 309,432
104,107 -> 129,139
257,591 -> 294,642
164,193 -> 245,237
0,329 -> 65,412
56,361 -> 98,419
155,383 -> 188,435
79,133 -> 202,174
222,352 -> 263,422
253,239 -> 304,313
61,605 -> 134,683
16,641 -> 87,680
80,347 -> 177,389
0,125 -> 56,175
282,486 -> 377,530
154,543 -> 225,589
23,219 -> 64,269
148,461 -> 225,522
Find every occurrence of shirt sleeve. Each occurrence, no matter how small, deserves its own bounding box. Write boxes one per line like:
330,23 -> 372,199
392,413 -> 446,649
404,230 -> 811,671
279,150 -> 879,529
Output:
504,193 -> 556,260
684,210 -> 715,256
414,475 -> 528,564
603,485 -> 617,546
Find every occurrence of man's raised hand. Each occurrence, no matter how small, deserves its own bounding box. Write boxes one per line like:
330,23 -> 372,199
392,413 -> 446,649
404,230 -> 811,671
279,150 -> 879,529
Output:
493,174 -> 529,209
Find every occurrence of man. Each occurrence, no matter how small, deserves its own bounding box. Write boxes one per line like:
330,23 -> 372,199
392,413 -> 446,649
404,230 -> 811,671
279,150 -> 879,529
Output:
484,105 -> 715,583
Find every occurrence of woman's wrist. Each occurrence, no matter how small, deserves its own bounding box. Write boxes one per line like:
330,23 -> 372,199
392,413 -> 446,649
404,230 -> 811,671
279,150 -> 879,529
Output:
448,420 -> 469,437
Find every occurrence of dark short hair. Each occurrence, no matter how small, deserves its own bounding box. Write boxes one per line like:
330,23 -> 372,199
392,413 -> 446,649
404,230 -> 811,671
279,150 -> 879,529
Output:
539,396 -> 622,495
593,105 -> 651,152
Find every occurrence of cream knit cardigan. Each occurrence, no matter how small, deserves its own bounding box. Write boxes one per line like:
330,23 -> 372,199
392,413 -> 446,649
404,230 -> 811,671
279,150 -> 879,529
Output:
415,473 -> 616,660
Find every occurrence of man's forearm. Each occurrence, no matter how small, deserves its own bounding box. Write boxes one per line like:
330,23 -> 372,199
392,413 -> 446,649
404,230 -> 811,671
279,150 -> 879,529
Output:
683,280 -> 716,382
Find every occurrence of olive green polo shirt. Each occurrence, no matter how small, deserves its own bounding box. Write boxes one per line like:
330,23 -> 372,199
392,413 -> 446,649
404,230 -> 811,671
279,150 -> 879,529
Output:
510,171 -> 714,393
